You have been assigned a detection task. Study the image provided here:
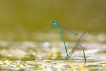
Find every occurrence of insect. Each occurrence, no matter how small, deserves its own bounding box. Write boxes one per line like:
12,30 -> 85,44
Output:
68,32 -> 87,64
50,20 -> 78,57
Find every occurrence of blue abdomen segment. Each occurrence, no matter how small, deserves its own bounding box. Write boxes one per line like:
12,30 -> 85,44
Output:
66,52 -> 69,57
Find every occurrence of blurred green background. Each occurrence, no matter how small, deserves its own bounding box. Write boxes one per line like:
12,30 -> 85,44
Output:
0,0 -> 106,41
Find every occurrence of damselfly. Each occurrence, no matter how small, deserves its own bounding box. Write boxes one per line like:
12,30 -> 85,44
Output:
50,20 -> 78,57
68,32 -> 87,64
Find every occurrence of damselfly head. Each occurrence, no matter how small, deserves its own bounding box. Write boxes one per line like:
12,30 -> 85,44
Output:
50,20 -> 58,26
50,20 -> 54,23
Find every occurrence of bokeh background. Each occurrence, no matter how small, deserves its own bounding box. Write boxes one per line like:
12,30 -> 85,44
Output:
0,0 -> 106,42
0,1 -> 106,70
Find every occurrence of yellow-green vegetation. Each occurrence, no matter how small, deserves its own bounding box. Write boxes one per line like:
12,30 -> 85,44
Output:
0,43 -> 105,71
0,59 -> 105,71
